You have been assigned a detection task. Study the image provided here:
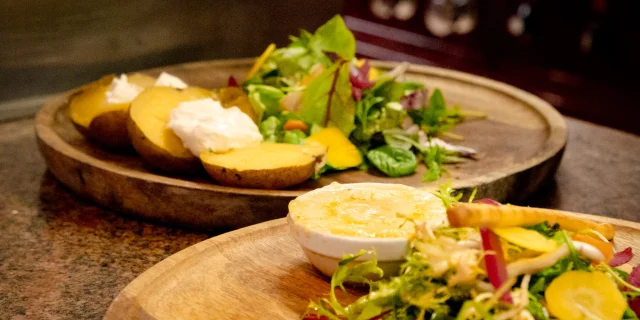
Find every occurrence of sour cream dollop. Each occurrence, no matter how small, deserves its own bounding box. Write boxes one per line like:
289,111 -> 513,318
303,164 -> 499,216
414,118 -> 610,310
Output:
154,72 -> 188,89
105,74 -> 144,104
168,99 -> 263,155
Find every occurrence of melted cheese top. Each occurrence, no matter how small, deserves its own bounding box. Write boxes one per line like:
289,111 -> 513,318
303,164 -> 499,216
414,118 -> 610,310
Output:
289,182 -> 447,238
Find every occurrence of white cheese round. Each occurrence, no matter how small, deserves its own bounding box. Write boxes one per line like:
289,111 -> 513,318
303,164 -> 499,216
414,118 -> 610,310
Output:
289,182 -> 447,238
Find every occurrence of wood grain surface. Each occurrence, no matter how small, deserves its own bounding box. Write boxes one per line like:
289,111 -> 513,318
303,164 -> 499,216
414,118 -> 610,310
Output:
104,215 -> 640,319
35,58 -> 567,230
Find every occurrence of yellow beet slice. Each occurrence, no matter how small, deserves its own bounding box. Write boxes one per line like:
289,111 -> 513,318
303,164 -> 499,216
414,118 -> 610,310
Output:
200,143 -> 326,189
492,227 -> 558,252
306,127 -> 361,170
128,86 -> 211,173
545,271 -> 626,320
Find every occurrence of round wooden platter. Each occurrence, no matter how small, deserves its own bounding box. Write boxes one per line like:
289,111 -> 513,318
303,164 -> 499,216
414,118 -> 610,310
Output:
105,214 -> 640,319
35,58 -> 567,231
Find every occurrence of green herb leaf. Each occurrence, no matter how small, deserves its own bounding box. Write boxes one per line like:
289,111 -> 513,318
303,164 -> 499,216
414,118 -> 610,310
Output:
409,89 -> 465,137
527,293 -> 550,320
366,145 -> 417,177
623,307 -> 640,320
432,181 -> 462,207
300,60 -> 356,136
422,145 -> 448,182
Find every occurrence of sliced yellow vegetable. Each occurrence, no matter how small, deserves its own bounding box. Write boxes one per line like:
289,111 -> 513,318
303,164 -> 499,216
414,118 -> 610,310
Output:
306,128 -> 361,170
545,271 -> 626,320
492,227 -> 558,252
246,43 -> 276,79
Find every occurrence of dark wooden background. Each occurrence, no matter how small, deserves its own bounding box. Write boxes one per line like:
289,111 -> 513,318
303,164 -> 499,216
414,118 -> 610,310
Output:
1,0 -> 638,134
344,0 -> 640,134
0,0 -> 343,118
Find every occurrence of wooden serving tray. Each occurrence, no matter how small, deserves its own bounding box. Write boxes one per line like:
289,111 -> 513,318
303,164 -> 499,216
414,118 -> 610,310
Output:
104,215 -> 640,319
35,59 -> 567,230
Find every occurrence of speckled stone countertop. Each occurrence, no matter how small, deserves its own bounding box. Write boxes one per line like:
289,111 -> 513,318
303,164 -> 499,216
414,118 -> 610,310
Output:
1,117 -> 639,319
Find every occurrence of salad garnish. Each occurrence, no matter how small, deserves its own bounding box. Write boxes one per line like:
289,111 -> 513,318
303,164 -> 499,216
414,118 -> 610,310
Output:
302,196 -> 640,320
241,15 -> 484,182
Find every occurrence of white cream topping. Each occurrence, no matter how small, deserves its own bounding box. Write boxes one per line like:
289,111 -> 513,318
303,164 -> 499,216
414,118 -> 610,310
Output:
105,74 -> 144,104
168,99 -> 262,155
154,72 -> 188,89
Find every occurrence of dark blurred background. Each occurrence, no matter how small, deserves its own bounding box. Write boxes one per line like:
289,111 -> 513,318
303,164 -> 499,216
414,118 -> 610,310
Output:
1,0 -> 638,134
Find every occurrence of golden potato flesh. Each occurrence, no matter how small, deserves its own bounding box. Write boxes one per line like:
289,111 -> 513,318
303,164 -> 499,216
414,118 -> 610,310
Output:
128,86 -> 211,173
68,73 -> 156,149
200,143 -> 327,189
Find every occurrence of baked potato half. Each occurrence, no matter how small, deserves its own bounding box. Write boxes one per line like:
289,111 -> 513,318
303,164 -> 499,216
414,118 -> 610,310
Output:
200,143 -> 327,189
68,73 -> 156,150
128,86 -> 212,174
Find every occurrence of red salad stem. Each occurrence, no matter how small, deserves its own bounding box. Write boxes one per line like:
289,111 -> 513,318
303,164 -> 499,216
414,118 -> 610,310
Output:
476,198 -> 512,303
480,227 -> 513,304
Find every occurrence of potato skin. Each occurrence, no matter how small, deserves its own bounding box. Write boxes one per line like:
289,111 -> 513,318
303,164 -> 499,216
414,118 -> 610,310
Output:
127,115 -> 201,174
84,110 -> 131,150
202,161 -> 314,189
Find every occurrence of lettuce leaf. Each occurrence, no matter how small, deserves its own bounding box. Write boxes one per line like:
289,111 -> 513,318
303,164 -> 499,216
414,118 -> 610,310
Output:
258,116 -> 281,142
300,60 -> 356,136
308,15 -> 356,61
282,129 -> 306,145
247,84 -> 284,122
257,15 -> 355,81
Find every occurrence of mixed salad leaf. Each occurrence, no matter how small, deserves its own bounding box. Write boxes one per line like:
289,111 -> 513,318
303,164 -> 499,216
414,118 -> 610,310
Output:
303,196 -> 640,320
241,15 -> 484,181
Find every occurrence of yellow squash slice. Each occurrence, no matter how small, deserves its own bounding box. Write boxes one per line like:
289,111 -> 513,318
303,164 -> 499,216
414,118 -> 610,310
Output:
306,128 -> 361,170
545,271 -> 626,320
492,227 -> 558,252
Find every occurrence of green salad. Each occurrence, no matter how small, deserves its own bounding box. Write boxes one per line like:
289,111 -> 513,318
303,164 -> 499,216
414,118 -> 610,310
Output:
238,15 -> 483,182
302,192 -> 640,320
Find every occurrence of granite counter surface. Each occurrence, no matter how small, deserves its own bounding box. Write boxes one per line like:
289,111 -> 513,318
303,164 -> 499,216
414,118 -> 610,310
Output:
0,117 -> 638,319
